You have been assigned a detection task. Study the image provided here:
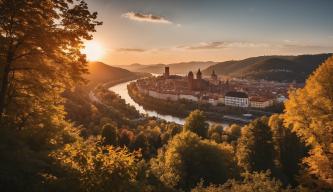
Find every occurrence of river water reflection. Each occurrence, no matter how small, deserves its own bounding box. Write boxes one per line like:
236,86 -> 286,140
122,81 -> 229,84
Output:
109,80 -> 186,125
109,80 -> 228,127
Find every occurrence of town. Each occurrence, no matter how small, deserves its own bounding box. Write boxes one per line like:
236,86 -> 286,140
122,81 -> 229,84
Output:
135,67 -> 302,109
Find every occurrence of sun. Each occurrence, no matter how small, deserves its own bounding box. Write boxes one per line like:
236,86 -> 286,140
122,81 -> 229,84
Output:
82,41 -> 104,61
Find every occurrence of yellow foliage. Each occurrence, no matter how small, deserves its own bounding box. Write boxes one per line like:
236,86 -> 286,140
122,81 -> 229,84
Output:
284,56 -> 333,189
51,137 -> 142,192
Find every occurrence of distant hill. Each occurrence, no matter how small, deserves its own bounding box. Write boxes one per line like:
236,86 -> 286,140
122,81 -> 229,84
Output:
119,61 -> 217,74
85,62 -> 141,86
202,53 -> 332,82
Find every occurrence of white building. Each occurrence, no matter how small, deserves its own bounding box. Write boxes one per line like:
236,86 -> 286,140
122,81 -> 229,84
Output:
224,91 -> 249,107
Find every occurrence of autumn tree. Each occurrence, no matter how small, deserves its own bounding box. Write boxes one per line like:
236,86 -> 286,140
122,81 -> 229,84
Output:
208,124 -> 228,143
268,114 -> 306,186
183,110 -> 209,138
192,171 -> 291,192
0,0 -> 101,190
119,128 -> 135,147
236,117 -> 275,173
151,131 -> 237,191
0,0 -> 101,126
101,123 -> 118,146
51,137 -> 145,192
284,56 -> 333,189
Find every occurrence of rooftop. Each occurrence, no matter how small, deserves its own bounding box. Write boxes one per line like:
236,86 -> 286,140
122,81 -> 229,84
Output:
225,91 -> 248,98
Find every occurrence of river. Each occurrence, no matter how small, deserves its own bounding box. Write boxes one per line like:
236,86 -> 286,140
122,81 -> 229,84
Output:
109,80 -> 186,125
109,80 -> 230,127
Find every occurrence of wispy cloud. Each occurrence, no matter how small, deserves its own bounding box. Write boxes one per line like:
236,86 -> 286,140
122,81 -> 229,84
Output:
115,41 -> 332,55
122,12 -> 172,24
116,48 -> 147,52
283,39 -> 297,44
179,41 -> 269,50
280,43 -> 331,50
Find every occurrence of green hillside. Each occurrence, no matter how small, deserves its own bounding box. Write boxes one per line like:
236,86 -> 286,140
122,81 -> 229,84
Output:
202,53 -> 332,82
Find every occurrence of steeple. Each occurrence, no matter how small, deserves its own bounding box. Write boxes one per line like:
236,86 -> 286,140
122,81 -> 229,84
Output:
164,67 -> 170,78
211,70 -> 217,81
188,71 -> 194,90
188,71 -> 194,79
196,69 -> 202,80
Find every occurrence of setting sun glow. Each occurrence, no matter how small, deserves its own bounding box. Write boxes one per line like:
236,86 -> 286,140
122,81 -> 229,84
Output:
82,41 -> 104,61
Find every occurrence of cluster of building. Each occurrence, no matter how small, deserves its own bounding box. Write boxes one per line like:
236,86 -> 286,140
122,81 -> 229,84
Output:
135,67 -> 301,109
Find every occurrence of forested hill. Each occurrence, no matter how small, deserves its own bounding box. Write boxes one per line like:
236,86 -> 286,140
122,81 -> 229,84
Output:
86,62 -> 142,86
202,53 -> 332,82
119,61 -> 217,74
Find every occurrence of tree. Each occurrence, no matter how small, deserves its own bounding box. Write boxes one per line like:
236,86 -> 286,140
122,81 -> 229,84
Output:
101,123 -> 118,146
208,124 -> 224,143
268,114 -> 306,186
236,117 -> 275,173
119,128 -> 135,147
0,0 -> 101,190
151,131 -> 237,191
51,137 -> 144,192
132,132 -> 150,158
192,171 -> 291,192
183,110 -> 209,138
227,124 -> 242,140
284,56 -> 333,189
0,0 -> 101,126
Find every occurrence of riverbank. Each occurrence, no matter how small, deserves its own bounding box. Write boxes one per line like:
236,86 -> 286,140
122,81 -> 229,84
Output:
127,82 -> 254,125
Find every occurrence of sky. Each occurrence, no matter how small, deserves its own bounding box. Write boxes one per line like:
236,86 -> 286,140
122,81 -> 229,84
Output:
85,0 -> 333,65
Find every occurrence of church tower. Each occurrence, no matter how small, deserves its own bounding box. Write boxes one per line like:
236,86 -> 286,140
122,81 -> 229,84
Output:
188,71 -> 194,90
164,66 -> 170,78
211,70 -> 217,81
196,69 -> 202,90
196,69 -> 202,80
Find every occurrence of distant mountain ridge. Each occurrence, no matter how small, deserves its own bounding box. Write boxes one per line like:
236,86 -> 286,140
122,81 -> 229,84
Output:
119,61 -> 217,74
202,53 -> 332,82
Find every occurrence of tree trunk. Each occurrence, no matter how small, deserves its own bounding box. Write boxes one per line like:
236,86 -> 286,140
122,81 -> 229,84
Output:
0,53 -> 12,115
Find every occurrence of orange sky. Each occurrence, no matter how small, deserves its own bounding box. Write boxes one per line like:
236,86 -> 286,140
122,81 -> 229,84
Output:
86,0 -> 333,65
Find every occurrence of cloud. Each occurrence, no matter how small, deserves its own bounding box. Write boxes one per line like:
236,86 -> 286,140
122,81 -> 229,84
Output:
280,43 -> 331,50
122,12 -> 172,24
283,39 -> 297,44
179,41 -> 269,50
116,48 -> 147,52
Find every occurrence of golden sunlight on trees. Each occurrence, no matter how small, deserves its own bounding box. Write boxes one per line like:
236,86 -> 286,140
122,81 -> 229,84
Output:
284,56 -> 333,189
0,0 -> 101,190
236,117 -> 275,172
192,171 -> 291,192
151,131 -> 237,191
51,137 -> 142,191
183,110 -> 209,138
0,0 -> 101,127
